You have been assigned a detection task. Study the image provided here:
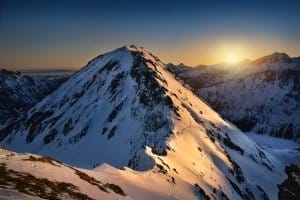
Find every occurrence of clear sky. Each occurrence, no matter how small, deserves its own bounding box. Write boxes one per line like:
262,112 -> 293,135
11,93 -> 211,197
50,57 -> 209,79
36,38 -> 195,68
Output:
0,0 -> 300,69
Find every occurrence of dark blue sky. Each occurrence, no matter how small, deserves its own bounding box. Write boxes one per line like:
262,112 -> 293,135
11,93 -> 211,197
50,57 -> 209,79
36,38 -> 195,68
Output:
1,0 -> 300,69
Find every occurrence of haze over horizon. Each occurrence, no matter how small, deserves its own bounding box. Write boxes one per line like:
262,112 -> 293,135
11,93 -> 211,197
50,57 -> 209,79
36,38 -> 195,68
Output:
1,0 -> 300,69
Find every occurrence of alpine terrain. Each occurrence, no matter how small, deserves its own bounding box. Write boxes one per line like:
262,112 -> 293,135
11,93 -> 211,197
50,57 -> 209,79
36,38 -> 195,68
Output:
167,53 -> 300,140
0,69 -> 67,131
0,46 -> 294,199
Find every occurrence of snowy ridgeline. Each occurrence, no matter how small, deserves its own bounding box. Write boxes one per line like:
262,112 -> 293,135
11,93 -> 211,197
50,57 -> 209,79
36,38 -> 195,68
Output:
0,46 -> 297,200
167,53 -> 300,140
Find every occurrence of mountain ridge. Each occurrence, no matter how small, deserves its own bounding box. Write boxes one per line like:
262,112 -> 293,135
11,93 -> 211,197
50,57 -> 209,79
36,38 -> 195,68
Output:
0,69 -> 67,130
0,45 -> 288,199
170,52 -> 298,68
168,52 -> 300,140
253,52 -> 293,65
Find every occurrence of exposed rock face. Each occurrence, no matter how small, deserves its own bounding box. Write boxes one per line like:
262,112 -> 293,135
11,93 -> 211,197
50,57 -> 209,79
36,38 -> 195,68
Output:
278,164 -> 300,200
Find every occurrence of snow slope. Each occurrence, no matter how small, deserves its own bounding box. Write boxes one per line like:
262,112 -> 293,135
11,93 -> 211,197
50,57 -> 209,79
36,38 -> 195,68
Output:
0,148 -> 129,200
168,52 -> 300,140
248,132 -> 300,166
0,46 -> 286,199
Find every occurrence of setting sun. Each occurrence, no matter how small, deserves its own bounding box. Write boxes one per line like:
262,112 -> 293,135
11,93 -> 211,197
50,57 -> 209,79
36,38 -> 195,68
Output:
209,42 -> 250,65
226,55 -> 238,64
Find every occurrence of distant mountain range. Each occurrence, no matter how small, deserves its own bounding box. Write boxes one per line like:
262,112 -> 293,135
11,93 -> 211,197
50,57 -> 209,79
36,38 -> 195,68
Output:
168,52 -> 300,141
0,47 -> 298,200
0,69 -> 69,130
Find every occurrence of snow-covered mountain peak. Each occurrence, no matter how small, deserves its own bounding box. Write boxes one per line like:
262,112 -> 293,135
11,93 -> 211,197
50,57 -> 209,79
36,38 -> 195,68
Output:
0,46 -> 287,199
0,46 -> 178,170
253,52 -> 292,64
169,51 -> 300,140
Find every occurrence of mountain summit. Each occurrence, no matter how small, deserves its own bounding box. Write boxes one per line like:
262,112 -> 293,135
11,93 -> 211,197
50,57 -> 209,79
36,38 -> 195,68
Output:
253,52 -> 292,64
0,45 -> 286,199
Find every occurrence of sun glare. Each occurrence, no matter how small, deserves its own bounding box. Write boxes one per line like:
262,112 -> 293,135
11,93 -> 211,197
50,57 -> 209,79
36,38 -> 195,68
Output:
226,55 -> 238,64
213,42 -> 250,65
